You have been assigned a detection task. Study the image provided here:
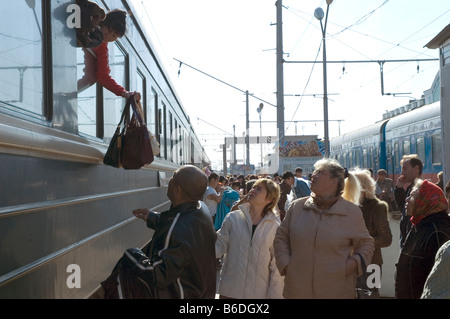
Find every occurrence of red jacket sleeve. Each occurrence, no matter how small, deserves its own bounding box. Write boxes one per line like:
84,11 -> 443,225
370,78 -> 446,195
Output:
93,42 -> 125,97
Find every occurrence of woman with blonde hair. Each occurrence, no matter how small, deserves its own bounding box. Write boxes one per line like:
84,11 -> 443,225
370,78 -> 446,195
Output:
274,158 -> 374,299
352,168 -> 393,297
216,178 -> 284,299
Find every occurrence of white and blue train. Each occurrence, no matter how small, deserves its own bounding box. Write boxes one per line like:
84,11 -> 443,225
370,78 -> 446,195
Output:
330,100 -> 442,183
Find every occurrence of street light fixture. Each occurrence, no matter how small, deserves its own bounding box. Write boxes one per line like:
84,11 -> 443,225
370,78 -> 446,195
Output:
315,0 -> 333,158
257,103 -> 264,170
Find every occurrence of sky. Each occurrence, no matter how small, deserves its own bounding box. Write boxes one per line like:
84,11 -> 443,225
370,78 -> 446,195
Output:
130,0 -> 450,170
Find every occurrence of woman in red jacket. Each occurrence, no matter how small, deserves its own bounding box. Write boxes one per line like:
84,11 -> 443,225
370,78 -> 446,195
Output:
78,9 -> 140,100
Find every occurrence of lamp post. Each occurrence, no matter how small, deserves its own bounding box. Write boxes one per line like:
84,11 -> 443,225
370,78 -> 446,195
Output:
257,103 -> 264,170
314,0 -> 333,158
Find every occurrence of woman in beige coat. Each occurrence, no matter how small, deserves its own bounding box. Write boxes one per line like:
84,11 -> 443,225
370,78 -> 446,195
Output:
274,158 -> 374,299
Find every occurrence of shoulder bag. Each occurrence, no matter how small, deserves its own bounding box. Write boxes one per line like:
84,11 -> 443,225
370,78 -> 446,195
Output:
355,253 -> 380,299
103,94 -> 154,169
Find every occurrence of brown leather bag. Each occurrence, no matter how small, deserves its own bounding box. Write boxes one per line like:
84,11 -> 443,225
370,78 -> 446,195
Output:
103,94 -> 154,169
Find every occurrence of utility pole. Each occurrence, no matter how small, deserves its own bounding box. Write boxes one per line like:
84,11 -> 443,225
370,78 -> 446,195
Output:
276,0 -> 285,144
246,90 -> 250,165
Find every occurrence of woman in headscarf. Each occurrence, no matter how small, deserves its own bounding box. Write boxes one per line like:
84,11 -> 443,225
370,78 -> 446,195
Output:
274,158 -> 374,299
395,179 -> 450,299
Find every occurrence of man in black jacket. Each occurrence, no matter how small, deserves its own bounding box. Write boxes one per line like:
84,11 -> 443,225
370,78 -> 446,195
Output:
119,165 -> 216,298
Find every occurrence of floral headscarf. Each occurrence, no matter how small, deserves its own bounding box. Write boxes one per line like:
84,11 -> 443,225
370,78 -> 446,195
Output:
410,180 -> 448,225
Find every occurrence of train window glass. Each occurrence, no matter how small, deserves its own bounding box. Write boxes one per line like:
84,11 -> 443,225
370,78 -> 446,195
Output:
136,70 -> 145,117
416,137 -> 425,164
403,140 -> 410,156
387,144 -> 392,174
0,0 -> 43,116
432,133 -> 442,165
168,111 -> 173,162
77,48 -> 98,137
103,43 -> 127,141
174,118 -> 179,164
355,150 -> 361,167
394,142 -> 399,167
363,149 -> 368,169
177,125 -> 183,164
148,88 -> 157,149
159,103 -> 166,159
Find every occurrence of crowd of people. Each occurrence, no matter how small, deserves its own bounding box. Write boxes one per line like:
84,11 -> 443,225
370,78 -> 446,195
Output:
97,155 -> 449,300
71,3 -> 449,300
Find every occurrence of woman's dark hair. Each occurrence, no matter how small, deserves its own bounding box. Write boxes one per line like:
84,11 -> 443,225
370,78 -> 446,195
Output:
100,9 -> 127,37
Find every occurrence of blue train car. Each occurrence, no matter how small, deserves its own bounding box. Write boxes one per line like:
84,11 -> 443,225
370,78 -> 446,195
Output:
330,101 -> 442,183
330,120 -> 388,173
384,101 -> 441,181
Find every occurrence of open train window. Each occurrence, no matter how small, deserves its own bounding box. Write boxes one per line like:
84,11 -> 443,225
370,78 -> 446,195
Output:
431,133 -> 442,165
77,47 -> 98,137
0,0 -> 45,117
103,43 -> 127,142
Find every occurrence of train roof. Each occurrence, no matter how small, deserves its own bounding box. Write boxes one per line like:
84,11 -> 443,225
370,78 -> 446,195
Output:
384,101 -> 440,130
330,120 -> 388,143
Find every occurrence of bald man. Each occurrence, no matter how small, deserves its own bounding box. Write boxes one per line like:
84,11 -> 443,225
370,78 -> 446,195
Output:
109,165 -> 217,299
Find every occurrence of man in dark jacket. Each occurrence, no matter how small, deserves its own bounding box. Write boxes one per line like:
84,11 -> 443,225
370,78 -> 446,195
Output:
394,154 -> 423,248
122,165 -> 217,298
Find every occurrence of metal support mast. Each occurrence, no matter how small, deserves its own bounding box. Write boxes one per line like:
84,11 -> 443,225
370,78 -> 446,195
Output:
276,0 -> 285,143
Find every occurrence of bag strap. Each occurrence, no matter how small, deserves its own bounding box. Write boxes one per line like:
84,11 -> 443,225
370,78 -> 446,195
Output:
355,252 -> 367,277
117,94 -> 133,128
129,96 -> 145,126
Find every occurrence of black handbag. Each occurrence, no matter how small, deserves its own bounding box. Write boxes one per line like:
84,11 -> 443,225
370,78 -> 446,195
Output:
103,94 -> 154,169
355,253 -> 380,299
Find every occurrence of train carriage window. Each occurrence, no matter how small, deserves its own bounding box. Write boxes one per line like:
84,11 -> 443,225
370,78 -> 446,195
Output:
416,136 -> 425,164
168,111 -> 173,162
0,0 -> 44,116
159,103 -> 167,159
179,124 -> 182,164
103,43 -> 127,141
77,48 -> 98,137
148,88 -> 157,151
348,152 -> 353,169
362,148 -> 368,169
136,70 -> 146,117
355,150 -> 361,168
403,140 -> 410,156
394,142 -> 399,168
431,133 -> 442,165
